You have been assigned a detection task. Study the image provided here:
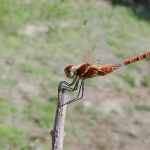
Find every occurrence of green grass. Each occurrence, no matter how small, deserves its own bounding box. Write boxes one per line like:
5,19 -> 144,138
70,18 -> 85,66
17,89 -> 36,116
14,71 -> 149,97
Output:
0,98 -> 18,122
19,63 -> 54,79
0,0 -> 150,150
123,104 -> 150,113
25,99 -> 56,128
0,126 -> 27,149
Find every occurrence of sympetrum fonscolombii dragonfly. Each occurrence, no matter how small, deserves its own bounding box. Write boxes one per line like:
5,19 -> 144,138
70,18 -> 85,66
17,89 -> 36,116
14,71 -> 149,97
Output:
58,16 -> 150,108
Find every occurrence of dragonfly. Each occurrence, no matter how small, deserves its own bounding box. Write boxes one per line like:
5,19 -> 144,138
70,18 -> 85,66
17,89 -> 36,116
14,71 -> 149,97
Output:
58,16 -> 150,108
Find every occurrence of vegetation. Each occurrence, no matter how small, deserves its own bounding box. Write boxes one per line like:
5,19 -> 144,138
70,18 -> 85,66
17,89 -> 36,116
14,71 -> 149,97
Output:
0,0 -> 150,150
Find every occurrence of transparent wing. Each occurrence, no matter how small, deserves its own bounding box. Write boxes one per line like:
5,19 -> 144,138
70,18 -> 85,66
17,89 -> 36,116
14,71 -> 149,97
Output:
84,16 -> 111,64
98,58 -> 126,75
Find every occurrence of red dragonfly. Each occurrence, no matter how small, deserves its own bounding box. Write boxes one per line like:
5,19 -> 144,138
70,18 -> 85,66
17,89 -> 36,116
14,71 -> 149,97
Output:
59,16 -> 150,108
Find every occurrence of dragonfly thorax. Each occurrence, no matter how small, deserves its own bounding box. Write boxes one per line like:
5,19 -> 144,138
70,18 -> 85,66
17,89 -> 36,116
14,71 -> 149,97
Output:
64,65 -> 77,78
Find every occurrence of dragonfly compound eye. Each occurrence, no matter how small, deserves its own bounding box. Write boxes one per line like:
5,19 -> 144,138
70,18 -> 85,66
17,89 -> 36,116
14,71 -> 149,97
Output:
64,65 -> 75,78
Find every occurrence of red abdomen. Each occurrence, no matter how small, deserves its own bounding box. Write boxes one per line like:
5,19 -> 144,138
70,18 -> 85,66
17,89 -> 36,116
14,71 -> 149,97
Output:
123,52 -> 150,66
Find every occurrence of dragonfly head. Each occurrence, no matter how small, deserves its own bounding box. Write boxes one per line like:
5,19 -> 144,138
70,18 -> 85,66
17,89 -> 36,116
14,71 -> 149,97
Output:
64,65 -> 76,78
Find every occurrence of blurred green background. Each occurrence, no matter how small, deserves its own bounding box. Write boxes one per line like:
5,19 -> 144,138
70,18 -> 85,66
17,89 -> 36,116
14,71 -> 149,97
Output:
0,0 -> 150,150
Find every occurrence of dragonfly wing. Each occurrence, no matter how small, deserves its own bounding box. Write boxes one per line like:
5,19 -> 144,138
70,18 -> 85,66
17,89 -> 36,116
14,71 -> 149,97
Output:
93,41 -> 111,64
98,58 -> 126,75
84,16 -> 111,64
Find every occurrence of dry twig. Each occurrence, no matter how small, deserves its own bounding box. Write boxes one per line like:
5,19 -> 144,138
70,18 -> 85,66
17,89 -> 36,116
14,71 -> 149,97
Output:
50,82 -> 68,150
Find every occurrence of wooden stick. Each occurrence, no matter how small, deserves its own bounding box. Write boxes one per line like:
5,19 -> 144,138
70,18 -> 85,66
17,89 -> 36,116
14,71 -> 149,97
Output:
50,82 -> 68,150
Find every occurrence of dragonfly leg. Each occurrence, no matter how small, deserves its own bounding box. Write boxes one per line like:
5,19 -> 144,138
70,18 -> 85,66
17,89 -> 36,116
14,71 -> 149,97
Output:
59,81 -> 74,91
67,81 -> 84,105
60,81 -> 71,86
61,79 -> 80,91
60,76 -> 79,88
58,81 -> 84,108
70,79 -> 80,91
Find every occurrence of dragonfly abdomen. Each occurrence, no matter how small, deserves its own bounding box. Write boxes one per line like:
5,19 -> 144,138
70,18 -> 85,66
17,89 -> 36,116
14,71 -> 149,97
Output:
100,64 -> 123,74
123,52 -> 150,66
